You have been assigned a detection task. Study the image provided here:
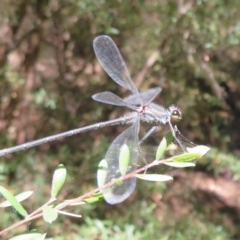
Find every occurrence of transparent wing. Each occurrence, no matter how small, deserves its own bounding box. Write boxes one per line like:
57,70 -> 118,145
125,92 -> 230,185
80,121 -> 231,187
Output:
92,91 -> 138,111
102,116 -> 140,204
124,87 -> 162,105
93,35 -> 139,95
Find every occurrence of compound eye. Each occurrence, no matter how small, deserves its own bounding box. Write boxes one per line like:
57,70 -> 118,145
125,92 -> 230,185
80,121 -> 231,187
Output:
171,110 -> 182,121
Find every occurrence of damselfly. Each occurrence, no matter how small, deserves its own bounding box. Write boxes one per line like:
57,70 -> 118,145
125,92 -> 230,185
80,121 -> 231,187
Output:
0,36 -> 183,204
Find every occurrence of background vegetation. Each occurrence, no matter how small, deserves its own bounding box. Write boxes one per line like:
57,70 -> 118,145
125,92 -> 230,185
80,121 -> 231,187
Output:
0,0 -> 240,239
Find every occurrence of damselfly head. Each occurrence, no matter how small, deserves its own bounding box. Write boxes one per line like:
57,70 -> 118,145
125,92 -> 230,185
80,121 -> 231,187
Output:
168,105 -> 182,122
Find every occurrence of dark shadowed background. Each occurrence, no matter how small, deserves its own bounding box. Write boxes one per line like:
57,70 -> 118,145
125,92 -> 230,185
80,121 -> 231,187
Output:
1,0 -> 240,239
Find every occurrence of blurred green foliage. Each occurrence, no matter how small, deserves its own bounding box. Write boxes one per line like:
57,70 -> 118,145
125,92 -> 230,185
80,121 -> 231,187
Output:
1,0 -> 240,239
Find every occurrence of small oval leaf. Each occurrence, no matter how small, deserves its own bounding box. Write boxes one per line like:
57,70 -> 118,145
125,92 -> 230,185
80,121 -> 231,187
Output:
0,191 -> 34,207
42,205 -> 58,224
163,162 -> 196,168
156,131 -> 173,160
9,233 -> 47,240
0,186 -> 27,217
97,159 -> 108,188
56,210 -> 82,218
51,164 -> 67,198
136,174 -> 173,182
119,144 -> 130,176
172,152 -> 201,162
84,192 -> 103,203
84,196 -> 100,204
186,145 -> 211,157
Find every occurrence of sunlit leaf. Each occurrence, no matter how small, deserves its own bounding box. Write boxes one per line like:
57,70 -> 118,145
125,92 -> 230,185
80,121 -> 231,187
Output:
0,186 -> 27,217
97,159 -> 108,188
56,210 -> 82,218
9,233 -> 47,240
187,145 -> 211,157
156,131 -> 173,160
51,164 -> 67,198
0,191 -> 34,207
136,174 -> 173,182
119,143 -> 130,176
163,162 -> 196,168
84,196 -> 100,203
172,152 -> 201,162
42,205 -> 58,224
63,200 -> 85,206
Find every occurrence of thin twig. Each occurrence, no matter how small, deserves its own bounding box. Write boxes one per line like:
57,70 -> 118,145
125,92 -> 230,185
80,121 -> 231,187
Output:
0,157 -> 171,236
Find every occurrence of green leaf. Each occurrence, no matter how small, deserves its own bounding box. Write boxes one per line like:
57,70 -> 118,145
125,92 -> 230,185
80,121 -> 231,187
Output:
56,210 -> 82,218
84,196 -> 101,204
51,164 -> 67,198
84,192 -> 103,203
119,144 -> 130,176
136,174 -> 173,182
156,131 -> 173,160
91,192 -> 103,198
9,233 -> 47,240
163,162 -> 196,168
97,159 -> 108,188
10,233 -> 47,240
172,152 -> 201,162
0,191 -> 34,207
170,145 -> 210,162
0,186 -> 27,217
42,205 -> 58,224
186,145 -> 211,157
